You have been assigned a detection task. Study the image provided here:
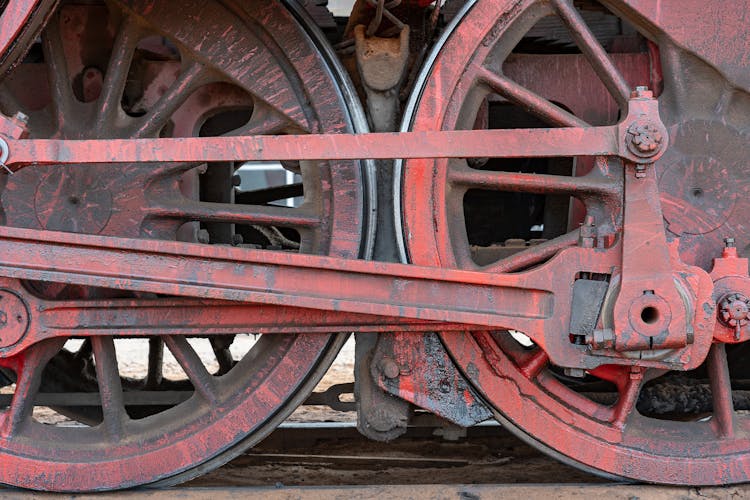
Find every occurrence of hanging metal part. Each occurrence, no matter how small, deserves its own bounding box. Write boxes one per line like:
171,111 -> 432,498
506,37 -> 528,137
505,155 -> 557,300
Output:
354,24 -> 410,132
353,20 -> 412,442
373,331 -> 493,427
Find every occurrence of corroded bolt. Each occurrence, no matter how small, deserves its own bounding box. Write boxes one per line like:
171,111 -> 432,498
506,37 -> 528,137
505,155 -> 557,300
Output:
378,357 -> 400,379
563,367 -> 585,378
13,111 -> 28,125
584,328 -> 615,350
630,86 -> 653,99
719,292 -> 750,340
627,122 -> 663,156
578,215 -> 596,248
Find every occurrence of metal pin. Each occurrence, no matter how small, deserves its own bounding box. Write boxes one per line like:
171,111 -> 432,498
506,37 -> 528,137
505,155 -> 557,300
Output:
0,137 -> 11,175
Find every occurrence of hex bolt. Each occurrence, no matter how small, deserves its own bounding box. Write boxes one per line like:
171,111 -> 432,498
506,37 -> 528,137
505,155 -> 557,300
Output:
563,367 -> 586,378
232,174 -> 242,187
439,380 -> 451,393
725,237 -> 736,248
197,229 -> 210,244
584,328 -> 616,350
578,215 -> 596,248
378,357 -> 400,379
630,86 -> 653,99
231,234 -> 244,246
12,111 -> 28,125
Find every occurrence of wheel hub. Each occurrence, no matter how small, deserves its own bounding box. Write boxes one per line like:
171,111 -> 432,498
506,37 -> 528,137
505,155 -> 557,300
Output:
34,168 -> 114,233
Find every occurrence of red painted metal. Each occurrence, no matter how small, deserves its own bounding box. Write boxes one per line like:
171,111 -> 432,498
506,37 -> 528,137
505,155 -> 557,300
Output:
0,0 -> 41,68
2,126 -> 644,165
0,0 -> 373,492
0,216 -> 716,374
0,0 -> 748,490
401,0 -> 750,486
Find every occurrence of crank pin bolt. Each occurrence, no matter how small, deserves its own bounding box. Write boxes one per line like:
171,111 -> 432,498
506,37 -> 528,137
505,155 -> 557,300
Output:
627,122 -> 663,156
718,292 -> 750,341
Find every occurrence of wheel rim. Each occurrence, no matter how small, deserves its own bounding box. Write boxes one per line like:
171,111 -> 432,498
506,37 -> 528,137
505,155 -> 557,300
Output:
400,0 -> 750,485
0,0 -> 371,491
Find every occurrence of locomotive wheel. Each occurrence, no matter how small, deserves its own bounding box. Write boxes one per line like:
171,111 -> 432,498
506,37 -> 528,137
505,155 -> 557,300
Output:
0,0 -> 372,491
400,0 -> 750,485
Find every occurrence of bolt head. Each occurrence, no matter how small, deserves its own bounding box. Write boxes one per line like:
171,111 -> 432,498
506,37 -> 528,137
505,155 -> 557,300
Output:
13,111 -> 28,124
631,86 -> 653,99
379,358 -> 400,379
718,293 -> 750,328
627,122 -> 664,157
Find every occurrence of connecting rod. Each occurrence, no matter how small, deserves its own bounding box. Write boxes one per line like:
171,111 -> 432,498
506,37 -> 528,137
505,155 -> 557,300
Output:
0,225 -> 616,366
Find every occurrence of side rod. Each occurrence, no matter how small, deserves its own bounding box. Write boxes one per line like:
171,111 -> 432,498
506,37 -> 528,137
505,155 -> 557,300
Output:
2,126 -> 626,165
0,225 -> 618,358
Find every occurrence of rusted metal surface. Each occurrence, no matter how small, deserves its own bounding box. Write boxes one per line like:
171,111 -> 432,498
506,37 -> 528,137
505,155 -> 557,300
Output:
373,331 -> 492,427
400,0 -> 750,486
1,126 -> 649,164
0,0 -> 749,491
0,0 -> 370,492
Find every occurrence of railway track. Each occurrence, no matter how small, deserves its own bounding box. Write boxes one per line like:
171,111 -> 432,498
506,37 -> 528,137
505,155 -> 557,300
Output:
0,422 -> 746,498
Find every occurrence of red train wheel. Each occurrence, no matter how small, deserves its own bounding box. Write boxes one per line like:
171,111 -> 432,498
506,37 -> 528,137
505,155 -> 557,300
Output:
0,0 -> 371,491
400,0 -> 750,485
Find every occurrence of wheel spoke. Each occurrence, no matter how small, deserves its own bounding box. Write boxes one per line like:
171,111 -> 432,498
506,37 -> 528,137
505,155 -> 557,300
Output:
91,337 -> 127,440
449,160 -> 617,197
227,101 -> 291,137
518,348 -> 549,379
235,183 -> 304,205
41,16 -> 74,132
481,231 -> 579,274
210,337 -> 235,376
130,62 -> 209,138
164,336 -> 217,404
550,0 -> 631,108
3,339 -> 65,437
610,367 -> 644,428
146,337 -> 164,388
148,199 -> 320,229
707,343 -> 735,438
93,17 -> 143,134
476,66 -> 589,128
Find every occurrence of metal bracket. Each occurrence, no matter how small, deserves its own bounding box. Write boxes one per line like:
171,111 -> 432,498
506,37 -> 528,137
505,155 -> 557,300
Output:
372,331 -> 492,428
